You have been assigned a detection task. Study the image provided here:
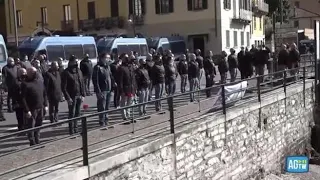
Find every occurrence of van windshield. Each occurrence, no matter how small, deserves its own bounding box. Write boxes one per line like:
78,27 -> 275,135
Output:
161,43 -> 171,51
19,47 -> 35,59
0,45 -> 6,62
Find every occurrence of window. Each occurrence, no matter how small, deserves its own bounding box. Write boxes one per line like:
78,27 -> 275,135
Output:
16,10 -> 23,27
63,5 -> 72,21
64,45 -> 84,59
40,7 -> 48,25
224,0 -> 231,9
241,32 -> 244,46
110,0 -> 119,17
259,18 -> 262,30
46,45 -> 65,61
0,45 -> 6,62
117,45 -> 130,54
87,2 -> 96,19
253,16 -> 256,30
294,20 -> 299,28
140,44 -> 148,56
294,1 -> 300,8
233,31 -> 238,47
246,32 -> 250,46
128,44 -> 141,55
83,44 -> 97,58
129,0 -> 145,15
188,0 -> 208,11
226,30 -> 230,47
155,0 -> 174,14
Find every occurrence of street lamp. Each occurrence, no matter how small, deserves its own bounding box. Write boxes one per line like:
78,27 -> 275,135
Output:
128,18 -> 136,37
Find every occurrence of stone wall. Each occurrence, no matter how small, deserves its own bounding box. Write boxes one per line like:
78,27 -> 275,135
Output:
89,81 -> 314,180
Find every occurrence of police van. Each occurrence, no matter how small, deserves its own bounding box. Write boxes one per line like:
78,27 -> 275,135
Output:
97,37 -> 148,59
147,36 -> 186,59
18,35 -> 98,67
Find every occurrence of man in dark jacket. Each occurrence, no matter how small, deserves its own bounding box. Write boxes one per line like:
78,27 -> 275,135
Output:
21,55 -> 32,69
204,50 -> 216,97
13,68 -> 27,132
110,57 -> 121,108
38,54 -> 49,75
278,44 -> 289,78
118,54 -> 137,120
135,58 -> 151,115
44,61 -> 62,124
177,54 -> 188,93
150,54 -> 165,111
238,47 -> 247,79
288,43 -> 300,78
21,67 -> 48,146
2,57 -> 18,112
92,53 -> 115,127
164,55 -> 178,95
61,56 -> 85,135
228,48 -> 238,82
195,49 -> 204,85
218,51 -> 229,84
80,54 -> 93,96
146,54 -> 154,101
188,53 -> 200,102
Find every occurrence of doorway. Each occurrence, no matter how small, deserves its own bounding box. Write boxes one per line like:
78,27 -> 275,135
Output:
193,37 -> 205,56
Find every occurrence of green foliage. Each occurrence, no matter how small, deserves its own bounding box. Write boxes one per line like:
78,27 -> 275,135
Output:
266,0 -> 291,23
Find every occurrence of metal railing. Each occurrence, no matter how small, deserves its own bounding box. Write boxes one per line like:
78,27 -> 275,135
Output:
0,64 -> 316,177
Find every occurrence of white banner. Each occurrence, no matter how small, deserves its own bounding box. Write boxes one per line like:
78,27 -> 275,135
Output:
213,81 -> 248,107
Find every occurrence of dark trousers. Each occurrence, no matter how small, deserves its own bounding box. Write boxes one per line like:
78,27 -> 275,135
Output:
97,91 -> 112,126
114,88 -> 120,108
68,96 -> 82,135
15,107 -> 25,131
84,76 -> 91,95
49,101 -> 59,123
27,108 -> 43,145
205,74 -> 215,97
7,91 -> 13,112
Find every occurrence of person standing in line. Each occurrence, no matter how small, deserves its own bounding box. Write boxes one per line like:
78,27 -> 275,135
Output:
12,68 -> 27,132
2,57 -> 18,112
92,53 -> 115,127
44,61 -> 63,124
38,54 -> 49,76
177,54 -> 188,93
288,43 -> 300,80
118,54 -> 137,120
228,48 -> 238,82
146,54 -> 154,101
218,51 -> 229,84
150,54 -> 165,112
195,49 -> 204,87
21,55 -> 32,69
203,50 -> 216,97
110,55 -> 122,108
278,44 -> 289,78
165,55 -> 178,95
61,56 -> 85,135
57,57 -> 65,102
80,54 -> 93,96
237,47 -> 247,79
32,59 -> 44,83
21,67 -> 48,146
188,54 -> 200,102
135,58 -> 151,116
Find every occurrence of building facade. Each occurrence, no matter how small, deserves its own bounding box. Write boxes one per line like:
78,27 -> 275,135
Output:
251,0 -> 268,46
2,0 -> 132,45
291,0 -> 320,29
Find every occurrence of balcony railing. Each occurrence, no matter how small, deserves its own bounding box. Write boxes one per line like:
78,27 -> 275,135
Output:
78,17 -> 125,31
129,15 -> 145,26
232,9 -> 252,24
61,20 -> 74,31
252,0 -> 269,14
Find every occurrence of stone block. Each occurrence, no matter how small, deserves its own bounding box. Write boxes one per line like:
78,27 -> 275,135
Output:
186,169 -> 195,177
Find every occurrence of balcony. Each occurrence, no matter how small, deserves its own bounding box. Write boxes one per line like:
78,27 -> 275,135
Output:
61,20 -> 74,31
129,15 -> 145,26
252,0 -> 269,15
78,17 -> 125,32
232,9 -> 252,24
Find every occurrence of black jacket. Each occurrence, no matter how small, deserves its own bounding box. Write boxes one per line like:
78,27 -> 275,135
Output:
80,59 -> 93,77
135,66 -> 151,90
228,54 -> 238,69
188,61 -> 199,79
278,49 -> 289,66
20,61 -> 32,69
44,69 -> 62,102
165,64 -> 178,82
177,61 -> 188,75
92,63 -> 114,93
151,64 -> 165,85
21,78 -> 48,112
61,67 -> 85,101
118,64 -> 137,94
196,56 -> 204,69
40,62 -> 49,74
2,65 -> 18,88
203,57 -> 216,76
12,79 -> 24,109
288,49 -> 300,65
218,57 -> 229,73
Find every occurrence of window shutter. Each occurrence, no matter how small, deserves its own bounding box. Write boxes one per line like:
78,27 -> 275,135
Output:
155,0 -> 160,14
129,0 -> 133,15
187,0 -> 192,11
141,0 -> 146,14
203,0 -> 208,9
169,0 -> 174,13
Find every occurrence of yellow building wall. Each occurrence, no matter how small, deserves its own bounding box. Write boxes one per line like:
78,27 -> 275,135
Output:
252,16 -> 264,37
5,0 -> 129,37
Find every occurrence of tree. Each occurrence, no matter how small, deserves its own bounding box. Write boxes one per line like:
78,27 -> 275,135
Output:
266,0 -> 291,23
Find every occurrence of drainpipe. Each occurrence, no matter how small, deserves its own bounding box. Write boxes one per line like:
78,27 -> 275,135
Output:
76,0 -> 80,32
214,0 -> 218,37
13,0 -> 18,47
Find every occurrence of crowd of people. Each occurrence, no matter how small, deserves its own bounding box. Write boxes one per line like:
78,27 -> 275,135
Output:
0,43 -> 301,146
